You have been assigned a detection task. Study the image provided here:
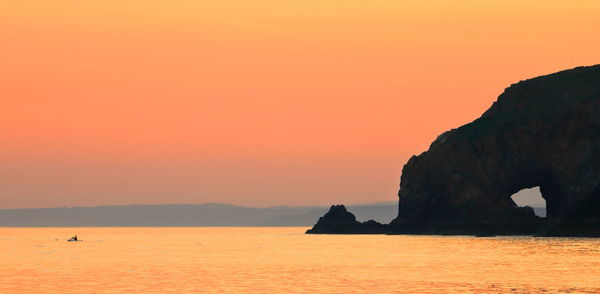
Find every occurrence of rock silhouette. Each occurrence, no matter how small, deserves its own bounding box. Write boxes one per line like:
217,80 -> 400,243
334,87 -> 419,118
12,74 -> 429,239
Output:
305,205 -> 387,234
308,65 -> 600,236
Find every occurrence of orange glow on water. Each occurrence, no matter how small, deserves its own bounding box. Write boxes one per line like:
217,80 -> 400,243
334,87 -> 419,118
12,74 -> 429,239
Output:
1,228 -> 600,293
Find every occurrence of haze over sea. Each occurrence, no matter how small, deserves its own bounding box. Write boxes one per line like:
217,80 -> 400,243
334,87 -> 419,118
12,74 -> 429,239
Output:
2,227 -> 599,294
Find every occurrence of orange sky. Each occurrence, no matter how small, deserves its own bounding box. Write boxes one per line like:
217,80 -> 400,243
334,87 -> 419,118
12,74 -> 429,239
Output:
1,0 -> 599,208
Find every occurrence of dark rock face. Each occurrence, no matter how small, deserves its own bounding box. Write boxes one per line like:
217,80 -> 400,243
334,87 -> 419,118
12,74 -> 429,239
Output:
391,65 -> 600,237
306,205 -> 387,234
307,65 -> 600,236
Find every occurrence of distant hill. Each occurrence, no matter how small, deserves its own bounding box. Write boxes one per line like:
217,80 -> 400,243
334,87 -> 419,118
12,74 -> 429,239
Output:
532,207 -> 546,218
0,202 -> 398,227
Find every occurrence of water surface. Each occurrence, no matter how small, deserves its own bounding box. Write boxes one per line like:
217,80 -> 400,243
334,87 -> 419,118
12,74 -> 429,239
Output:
1,228 -> 599,293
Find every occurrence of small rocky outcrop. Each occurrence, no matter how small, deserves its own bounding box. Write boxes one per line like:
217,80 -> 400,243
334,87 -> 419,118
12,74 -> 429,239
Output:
305,205 -> 387,234
307,65 -> 600,236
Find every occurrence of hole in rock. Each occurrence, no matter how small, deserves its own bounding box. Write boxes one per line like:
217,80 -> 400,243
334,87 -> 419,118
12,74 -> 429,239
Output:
510,187 -> 546,217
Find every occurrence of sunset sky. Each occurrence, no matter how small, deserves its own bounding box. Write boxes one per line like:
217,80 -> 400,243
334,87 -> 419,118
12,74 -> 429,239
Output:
1,0 -> 599,208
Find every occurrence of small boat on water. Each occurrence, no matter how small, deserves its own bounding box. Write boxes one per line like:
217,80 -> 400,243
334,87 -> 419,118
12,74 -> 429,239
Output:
67,236 -> 82,242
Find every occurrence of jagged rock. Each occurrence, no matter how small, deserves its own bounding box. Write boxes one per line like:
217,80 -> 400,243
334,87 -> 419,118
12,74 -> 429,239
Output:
391,65 -> 600,237
307,65 -> 600,236
306,205 -> 387,234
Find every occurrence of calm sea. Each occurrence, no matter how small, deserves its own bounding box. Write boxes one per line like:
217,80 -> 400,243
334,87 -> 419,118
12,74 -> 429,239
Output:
1,227 -> 599,293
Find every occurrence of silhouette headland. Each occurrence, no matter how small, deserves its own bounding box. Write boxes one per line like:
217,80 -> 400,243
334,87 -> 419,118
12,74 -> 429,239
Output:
307,65 -> 600,237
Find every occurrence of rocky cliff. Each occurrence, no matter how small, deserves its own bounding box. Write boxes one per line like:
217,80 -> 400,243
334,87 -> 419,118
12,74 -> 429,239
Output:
308,65 -> 600,236
305,205 -> 387,234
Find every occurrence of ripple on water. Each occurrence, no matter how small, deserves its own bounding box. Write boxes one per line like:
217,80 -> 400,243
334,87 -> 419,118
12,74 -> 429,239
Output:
0,228 -> 599,294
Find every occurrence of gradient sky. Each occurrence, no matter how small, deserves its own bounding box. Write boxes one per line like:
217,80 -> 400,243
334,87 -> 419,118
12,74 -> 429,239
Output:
1,0 -> 599,208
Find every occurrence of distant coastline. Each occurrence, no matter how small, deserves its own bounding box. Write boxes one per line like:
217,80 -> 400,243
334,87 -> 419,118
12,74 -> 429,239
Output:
0,202 -> 399,227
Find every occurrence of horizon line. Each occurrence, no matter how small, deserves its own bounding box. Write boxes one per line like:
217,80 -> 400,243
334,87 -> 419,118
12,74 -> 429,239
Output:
0,201 -> 400,211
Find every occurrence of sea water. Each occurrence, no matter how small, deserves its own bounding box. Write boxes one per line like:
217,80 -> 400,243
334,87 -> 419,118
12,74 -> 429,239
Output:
1,227 -> 599,293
